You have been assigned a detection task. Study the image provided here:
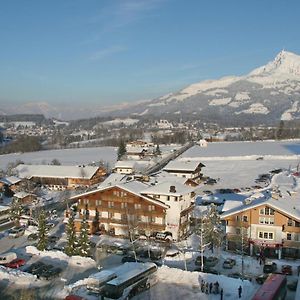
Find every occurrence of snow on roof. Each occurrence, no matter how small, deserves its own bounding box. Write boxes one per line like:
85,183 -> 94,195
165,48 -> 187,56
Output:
0,176 -> 21,186
163,160 -> 205,172
114,161 -> 136,169
221,190 -> 300,221
0,205 -> 10,212
98,173 -> 128,188
222,200 -> 244,212
70,179 -> 169,209
14,191 -> 34,199
15,164 -> 99,180
141,181 -> 195,196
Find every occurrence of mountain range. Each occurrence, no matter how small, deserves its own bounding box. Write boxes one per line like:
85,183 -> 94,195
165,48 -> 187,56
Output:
2,50 -> 300,124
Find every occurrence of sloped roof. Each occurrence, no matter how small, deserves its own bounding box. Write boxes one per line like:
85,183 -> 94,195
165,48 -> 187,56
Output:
163,160 -> 205,172
70,179 -> 169,209
0,176 -> 21,186
114,161 -> 136,169
141,181 -> 195,196
15,164 -> 100,180
221,191 -> 300,221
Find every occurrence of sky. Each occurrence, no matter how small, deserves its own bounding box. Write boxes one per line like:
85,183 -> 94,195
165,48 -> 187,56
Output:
1,0 -> 300,106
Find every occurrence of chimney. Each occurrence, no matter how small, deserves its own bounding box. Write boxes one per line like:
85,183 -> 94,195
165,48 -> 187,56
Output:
169,185 -> 176,193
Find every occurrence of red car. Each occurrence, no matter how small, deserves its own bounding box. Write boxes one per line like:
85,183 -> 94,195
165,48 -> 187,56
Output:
65,295 -> 86,300
4,258 -> 26,268
281,265 -> 293,275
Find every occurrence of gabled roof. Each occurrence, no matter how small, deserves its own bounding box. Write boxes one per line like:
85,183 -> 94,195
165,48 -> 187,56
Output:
114,161 -> 136,169
14,191 -> 35,199
70,180 -> 169,209
15,164 -> 100,180
221,191 -> 300,221
163,160 -> 205,172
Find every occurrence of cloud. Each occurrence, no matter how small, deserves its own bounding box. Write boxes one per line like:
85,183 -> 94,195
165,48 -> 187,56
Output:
89,0 -> 166,34
89,45 -> 127,61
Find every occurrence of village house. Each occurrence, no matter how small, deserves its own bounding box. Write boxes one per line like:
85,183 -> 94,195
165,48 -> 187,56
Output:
163,160 -> 205,183
221,190 -> 300,259
114,161 -> 136,175
0,176 -> 22,192
67,175 -> 196,241
13,191 -> 37,206
15,164 -> 106,190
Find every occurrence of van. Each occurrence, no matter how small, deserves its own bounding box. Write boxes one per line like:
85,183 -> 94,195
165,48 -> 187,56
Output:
0,252 -> 17,264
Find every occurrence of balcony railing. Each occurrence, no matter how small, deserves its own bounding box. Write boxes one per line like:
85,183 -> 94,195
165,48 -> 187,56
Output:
282,225 -> 300,233
282,239 -> 300,248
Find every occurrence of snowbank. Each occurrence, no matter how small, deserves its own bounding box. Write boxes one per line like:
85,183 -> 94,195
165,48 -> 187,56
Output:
26,246 -> 96,268
0,265 -> 37,285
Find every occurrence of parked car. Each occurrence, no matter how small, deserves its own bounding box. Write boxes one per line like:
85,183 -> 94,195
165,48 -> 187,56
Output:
204,256 -> 219,267
27,233 -> 38,241
121,256 -> 142,263
48,235 -> 60,243
65,295 -> 86,300
256,274 -> 269,284
222,259 -> 236,269
25,261 -> 45,274
194,266 -> 219,274
0,252 -> 17,265
228,272 -> 252,281
195,255 -> 207,266
165,248 -> 180,257
4,258 -> 26,269
281,265 -> 293,275
263,262 -> 277,273
40,267 -> 62,280
8,226 -> 25,238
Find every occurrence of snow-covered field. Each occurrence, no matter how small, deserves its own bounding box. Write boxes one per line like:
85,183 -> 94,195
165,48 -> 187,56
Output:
0,146 -> 118,170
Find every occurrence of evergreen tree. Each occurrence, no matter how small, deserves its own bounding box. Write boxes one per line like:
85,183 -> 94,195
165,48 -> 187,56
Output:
202,204 -> 223,253
77,217 -> 91,257
117,140 -> 126,160
9,198 -> 23,225
65,213 -> 77,256
37,210 -> 49,251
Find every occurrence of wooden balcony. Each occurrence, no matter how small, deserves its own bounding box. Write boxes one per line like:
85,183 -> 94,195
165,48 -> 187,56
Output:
226,220 -> 250,228
282,225 -> 300,233
282,239 -> 300,248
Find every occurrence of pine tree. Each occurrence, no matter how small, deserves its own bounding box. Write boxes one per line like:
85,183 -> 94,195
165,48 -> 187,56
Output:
9,198 -> 23,225
77,217 -> 91,257
117,140 -> 126,160
65,213 -> 77,256
202,204 -> 223,253
37,210 -> 49,251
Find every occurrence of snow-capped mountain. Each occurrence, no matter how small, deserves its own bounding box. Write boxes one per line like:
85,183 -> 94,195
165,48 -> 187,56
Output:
114,50 -> 300,125
2,50 -> 300,123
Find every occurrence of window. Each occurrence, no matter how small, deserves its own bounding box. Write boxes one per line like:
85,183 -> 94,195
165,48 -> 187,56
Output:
243,216 -> 248,222
287,233 -> 292,240
287,219 -> 293,226
121,202 -> 127,209
259,217 -> 274,225
148,205 -> 155,211
150,216 -> 156,223
167,196 -> 170,201
236,216 -> 240,221
83,199 -> 88,205
120,191 -> 127,197
108,212 -> 113,219
259,208 -> 264,215
136,215 -> 142,222
258,231 -> 274,240
121,214 -> 127,221
113,190 -> 119,197
108,201 -> 114,208
174,197 -> 178,202
134,203 -> 141,210
95,200 -> 101,206
259,207 -> 275,215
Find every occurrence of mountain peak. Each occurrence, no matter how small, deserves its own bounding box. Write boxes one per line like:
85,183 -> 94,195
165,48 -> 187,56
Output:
250,50 -> 300,77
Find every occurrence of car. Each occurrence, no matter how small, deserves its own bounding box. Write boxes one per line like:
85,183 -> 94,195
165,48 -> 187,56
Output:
46,222 -> 56,229
8,226 -> 25,238
263,262 -> 277,273
281,265 -> 293,275
204,256 -> 219,267
121,256 -> 142,263
65,295 -> 86,300
40,267 -> 62,280
25,261 -> 45,274
287,280 -> 298,291
203,190 -> 213,195
223,259 -> 236,269
228,272 -> 252,281
165,248 -> 180,257
0,252 -> 18,265
4,258 -> 26,268
195,255 -> 207,266
48,235 -> 60,243
194,266 -> 219,274
256,274 -> 269,284
27,233 -> 38,241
